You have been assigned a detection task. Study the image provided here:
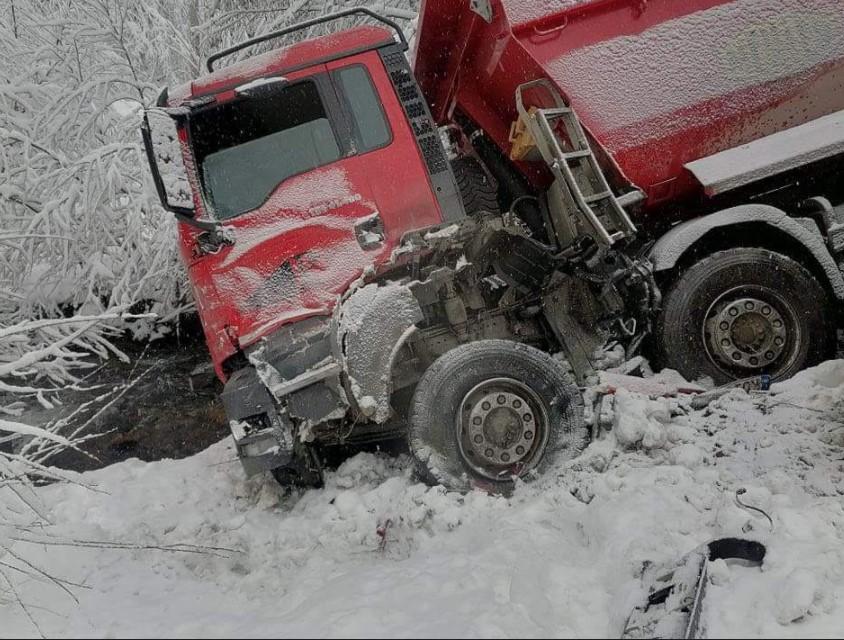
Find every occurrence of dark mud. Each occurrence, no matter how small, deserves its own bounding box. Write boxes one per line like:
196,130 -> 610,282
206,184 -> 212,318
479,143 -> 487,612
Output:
25,317 -> 229,472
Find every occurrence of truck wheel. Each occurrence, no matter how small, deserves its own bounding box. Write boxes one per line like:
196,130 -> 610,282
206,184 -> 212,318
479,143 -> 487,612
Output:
451,156 -> 499,216
656,248 -> 832,384
408,340 -> 586,492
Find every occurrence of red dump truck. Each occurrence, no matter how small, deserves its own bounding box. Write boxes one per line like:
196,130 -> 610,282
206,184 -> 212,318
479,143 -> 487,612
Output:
142,0 -> 844,489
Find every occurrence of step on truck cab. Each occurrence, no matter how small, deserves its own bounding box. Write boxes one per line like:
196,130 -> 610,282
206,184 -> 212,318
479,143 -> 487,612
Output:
143,2 -> 844,489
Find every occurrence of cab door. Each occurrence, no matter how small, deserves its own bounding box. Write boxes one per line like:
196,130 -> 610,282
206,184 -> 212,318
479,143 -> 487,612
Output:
325,50 -> 446,249
181,64 -> 387,363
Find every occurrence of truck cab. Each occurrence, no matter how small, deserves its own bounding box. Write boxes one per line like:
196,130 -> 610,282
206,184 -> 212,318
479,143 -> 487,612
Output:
152,21 -> 464,381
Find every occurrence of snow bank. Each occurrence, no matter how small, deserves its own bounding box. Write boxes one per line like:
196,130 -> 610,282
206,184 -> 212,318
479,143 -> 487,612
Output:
4,361 -> 844,637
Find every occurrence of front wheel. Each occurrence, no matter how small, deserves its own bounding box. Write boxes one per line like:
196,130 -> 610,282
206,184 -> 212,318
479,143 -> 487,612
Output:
656,248 -> 833,384
408,340 -> 587,492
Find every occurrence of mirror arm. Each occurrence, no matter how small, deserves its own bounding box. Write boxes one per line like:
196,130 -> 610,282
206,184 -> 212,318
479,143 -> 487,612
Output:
173,211 -> 224,233
141,112 -> 225,235
141,99 -> 226,243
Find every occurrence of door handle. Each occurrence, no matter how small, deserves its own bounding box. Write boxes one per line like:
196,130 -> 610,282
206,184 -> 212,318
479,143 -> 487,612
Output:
193,227 -> 234,258
354,213 -> 385,249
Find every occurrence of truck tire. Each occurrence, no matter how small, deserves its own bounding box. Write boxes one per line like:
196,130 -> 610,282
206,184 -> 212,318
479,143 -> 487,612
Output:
656,248 -> 832,384
451,156 -> 499,216
408,340 -> 586,492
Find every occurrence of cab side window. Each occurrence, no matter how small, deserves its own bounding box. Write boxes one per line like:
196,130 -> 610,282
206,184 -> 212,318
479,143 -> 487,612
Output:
333,65 -> 392,153
192,81 -> 341,220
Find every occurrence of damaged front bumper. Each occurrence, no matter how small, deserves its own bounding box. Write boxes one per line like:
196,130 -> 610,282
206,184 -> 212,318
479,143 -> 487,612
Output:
227,415 -> 292,476
220,316 -> 350,476
221,364 -> 295,476
220,282 -> 425,476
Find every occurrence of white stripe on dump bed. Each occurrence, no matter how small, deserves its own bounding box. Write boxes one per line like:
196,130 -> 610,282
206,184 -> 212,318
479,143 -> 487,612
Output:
685,109 -> 844,196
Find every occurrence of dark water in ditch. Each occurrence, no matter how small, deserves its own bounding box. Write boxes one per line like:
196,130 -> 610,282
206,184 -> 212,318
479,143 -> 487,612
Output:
22,316 -> 229,472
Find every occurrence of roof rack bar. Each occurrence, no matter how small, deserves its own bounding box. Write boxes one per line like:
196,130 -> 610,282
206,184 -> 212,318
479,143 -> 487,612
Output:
206,8 -> 408,73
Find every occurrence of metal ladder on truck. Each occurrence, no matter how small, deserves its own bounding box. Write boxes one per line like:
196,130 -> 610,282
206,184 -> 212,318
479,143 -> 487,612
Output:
511,79 -> 641,249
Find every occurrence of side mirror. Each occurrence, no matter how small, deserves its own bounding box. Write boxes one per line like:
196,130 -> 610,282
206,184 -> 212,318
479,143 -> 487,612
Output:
141,107 -> 195,216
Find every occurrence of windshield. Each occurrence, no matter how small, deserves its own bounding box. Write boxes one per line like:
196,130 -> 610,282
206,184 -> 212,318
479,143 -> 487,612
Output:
190,80 -> 341,219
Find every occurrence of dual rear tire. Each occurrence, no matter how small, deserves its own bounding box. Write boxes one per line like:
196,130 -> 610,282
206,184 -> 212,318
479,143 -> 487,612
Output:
655,248 -> 833,384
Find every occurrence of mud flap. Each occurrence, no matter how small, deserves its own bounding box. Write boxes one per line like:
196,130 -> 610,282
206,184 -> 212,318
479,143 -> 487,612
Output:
622,538 -> 766,639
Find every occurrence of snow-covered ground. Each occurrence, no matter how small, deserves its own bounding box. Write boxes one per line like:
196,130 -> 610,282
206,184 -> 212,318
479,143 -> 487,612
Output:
4,361 -> 844,638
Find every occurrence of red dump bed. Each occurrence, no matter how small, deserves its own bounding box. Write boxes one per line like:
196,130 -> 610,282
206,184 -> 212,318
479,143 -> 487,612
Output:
415,0 -> 844,208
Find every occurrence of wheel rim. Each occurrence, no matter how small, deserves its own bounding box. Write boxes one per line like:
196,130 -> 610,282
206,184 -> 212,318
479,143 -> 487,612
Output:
456,377 -> 550,481
702,285 -> 801,376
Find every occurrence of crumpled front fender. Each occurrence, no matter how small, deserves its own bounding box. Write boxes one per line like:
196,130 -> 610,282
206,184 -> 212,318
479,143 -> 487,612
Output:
334,281 -> 423,423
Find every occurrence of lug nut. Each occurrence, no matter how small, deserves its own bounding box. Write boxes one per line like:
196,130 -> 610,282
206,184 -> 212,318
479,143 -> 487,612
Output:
482,401 -> 491,410
513,399 -> 522,409
765,351 -> 775,360
745,301 -> 755,310
762,306 -> 771,315
773,320 -> 782,328
750,357 -> 758,366
473,434 -> 483,444
721,338 -> 730,347
524,431 -> 534,440
774,337 -> 784,346
732,352 -> 742,360
473,416 -> 482,425
523,413 -> 532,422
501,453 -> 510,462
497,395 -> 506,405
720,322 -> 730,331
729,308 -> 739,316
485,448 -> 494,458
516,445 -> 525,455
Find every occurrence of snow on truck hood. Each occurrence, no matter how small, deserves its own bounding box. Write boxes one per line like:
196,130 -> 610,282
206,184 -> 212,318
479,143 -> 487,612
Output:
5,359 -> 844,637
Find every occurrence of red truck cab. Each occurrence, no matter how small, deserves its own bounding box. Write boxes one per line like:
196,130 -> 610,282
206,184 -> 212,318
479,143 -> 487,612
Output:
159,23 -> 464,381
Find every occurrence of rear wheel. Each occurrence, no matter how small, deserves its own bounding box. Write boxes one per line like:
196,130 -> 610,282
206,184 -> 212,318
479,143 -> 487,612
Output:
656,248 -> 832,384
451,156 -> 499,216
408,340 -> 586,492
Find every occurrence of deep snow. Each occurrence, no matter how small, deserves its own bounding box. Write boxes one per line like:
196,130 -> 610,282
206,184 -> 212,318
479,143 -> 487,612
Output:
3,361 -> 844,638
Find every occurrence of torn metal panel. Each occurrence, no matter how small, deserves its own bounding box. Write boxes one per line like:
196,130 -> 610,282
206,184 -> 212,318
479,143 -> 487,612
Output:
243,316 -> 351,436
221,366 -> 275,422
221,366 -> 296,476
622,538 -> 766,639
287,381 -> 349,429
246,316 -> 333,384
